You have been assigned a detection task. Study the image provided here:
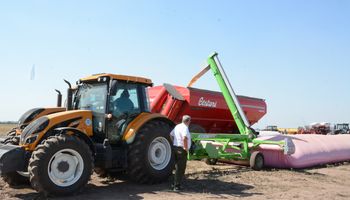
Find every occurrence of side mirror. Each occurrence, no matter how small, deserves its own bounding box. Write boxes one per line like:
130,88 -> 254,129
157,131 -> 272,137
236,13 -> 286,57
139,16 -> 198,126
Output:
109,80 -> 118,96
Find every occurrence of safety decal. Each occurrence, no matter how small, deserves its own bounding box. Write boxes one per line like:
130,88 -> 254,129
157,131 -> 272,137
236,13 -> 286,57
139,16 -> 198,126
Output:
85,118 -> 92,126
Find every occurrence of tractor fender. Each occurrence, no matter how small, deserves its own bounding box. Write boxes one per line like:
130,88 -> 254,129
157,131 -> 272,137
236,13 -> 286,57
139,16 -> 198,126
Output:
54,127 -> 96,154
122,113 -> 175,144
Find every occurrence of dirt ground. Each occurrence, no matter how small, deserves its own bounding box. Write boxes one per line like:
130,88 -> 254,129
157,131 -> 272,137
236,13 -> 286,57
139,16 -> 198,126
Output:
1,125 -> 350,200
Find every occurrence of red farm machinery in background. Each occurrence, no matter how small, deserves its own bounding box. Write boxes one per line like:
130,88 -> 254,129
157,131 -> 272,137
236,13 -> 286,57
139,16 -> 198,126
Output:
148,84 -> 267,133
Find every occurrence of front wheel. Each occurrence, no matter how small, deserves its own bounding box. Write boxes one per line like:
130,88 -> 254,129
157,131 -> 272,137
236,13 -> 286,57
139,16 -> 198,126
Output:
28,134 -> 93,196
127,120 -> 174,184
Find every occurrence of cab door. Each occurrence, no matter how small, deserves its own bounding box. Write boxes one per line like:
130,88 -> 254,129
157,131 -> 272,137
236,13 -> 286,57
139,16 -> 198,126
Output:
106,82 -> 142,143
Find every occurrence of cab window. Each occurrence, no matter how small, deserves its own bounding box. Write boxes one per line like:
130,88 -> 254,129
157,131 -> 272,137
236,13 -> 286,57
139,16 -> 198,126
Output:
109,83 -> 140,117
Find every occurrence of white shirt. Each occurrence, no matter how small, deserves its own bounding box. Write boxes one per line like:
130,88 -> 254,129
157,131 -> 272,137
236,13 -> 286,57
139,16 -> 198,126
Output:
170,123 -> 191,150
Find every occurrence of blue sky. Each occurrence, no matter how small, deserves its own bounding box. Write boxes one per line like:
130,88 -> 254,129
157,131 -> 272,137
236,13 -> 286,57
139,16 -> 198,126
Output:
0,0 -> 349,128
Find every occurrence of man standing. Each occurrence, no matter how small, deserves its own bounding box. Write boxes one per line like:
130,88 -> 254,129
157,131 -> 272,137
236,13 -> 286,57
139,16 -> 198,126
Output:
170,115 -> 191,191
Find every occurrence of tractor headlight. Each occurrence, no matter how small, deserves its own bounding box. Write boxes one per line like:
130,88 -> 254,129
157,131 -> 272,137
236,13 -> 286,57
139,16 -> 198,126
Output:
20,117 -> 50,144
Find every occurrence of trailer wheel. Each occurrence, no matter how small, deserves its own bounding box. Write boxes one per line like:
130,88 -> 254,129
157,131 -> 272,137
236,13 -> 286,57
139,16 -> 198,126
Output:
250,152 -> 264,171
205,158 -> 218,165
28,134 -> 93,196
127,120 -> 173,184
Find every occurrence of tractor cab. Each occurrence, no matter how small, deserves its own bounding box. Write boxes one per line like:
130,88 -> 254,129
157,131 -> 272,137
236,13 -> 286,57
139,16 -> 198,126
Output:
264,125 -> 278,132
334,123 -> 350,134
73,74 -> 153,143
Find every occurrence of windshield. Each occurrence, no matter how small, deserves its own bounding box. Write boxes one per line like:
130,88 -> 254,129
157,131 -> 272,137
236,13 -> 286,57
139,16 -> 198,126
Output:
74,83 -> 107,114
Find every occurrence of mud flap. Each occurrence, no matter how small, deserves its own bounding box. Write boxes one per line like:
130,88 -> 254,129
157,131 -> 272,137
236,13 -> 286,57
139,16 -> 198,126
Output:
0,144 -> 26,174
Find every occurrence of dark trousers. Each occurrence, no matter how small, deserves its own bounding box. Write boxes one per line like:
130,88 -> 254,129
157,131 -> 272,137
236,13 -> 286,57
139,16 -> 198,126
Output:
173,146 -> 187,187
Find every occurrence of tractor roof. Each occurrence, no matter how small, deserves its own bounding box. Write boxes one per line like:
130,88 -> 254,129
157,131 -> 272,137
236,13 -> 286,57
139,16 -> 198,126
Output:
80,73 -> 153,86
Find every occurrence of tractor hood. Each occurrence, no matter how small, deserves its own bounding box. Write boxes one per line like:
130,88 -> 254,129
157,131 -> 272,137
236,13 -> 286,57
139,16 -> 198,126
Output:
46,110 -> 94,134
17,107 -> 66,128
20,110 -> 94,148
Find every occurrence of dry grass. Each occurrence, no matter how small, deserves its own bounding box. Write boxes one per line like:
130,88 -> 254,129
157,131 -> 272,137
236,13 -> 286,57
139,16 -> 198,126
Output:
0,124 -> 16,136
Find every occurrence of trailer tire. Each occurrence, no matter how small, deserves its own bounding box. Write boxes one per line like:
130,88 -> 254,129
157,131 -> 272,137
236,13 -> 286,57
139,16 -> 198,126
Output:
127,120 -> 174,184
28,134 -> 93,196
205,158 -> 218,165
250,152 -> 264,171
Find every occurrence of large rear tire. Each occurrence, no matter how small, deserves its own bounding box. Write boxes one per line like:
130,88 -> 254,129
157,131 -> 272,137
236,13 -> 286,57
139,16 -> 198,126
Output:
127,120 -> 174,184
28,134 -> 93,196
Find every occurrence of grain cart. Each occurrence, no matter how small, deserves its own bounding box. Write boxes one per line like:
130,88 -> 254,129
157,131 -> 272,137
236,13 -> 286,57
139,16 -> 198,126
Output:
148,85 -> 267,134
187,53 -> 294,169
0,74 -> 175,196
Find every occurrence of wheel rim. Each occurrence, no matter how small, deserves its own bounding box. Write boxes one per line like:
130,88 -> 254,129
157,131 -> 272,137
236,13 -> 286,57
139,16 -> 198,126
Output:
148,137 -> 171,170
47,148 -> 84,187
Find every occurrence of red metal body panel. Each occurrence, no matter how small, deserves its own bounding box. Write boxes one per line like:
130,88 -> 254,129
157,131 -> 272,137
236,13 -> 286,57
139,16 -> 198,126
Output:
148,85 -> 267,133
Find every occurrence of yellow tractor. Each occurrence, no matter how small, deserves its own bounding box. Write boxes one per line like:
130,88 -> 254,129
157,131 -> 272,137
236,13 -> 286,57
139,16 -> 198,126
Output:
0,73 -> 174,196
1,80 -> 74,145
0,88 -> 68,146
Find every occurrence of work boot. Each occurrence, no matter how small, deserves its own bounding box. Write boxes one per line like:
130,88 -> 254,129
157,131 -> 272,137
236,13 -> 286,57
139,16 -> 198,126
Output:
173,184 -> 182,192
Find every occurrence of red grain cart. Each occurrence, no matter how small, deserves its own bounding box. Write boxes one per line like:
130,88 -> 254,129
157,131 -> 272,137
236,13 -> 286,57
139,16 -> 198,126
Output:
148,84 -> 266,133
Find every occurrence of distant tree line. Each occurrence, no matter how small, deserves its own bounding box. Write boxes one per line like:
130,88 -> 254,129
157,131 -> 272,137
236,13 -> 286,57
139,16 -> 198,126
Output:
0,121 -> 17,124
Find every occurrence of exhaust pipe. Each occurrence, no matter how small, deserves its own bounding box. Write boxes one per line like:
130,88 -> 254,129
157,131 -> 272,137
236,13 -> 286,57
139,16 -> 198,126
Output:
64,79 -> 73,111
55,89 -> 62,107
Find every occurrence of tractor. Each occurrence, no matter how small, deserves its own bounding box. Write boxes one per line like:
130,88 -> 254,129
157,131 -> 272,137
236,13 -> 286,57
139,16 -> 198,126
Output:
334,123 -> 350,134
0,80 -> 74,145
0,74 -> 174,196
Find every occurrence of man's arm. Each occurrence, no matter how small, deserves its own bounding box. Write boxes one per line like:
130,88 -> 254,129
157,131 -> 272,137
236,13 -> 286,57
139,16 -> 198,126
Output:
183,126 -> 191,152
183,136 -> 188,152
170,129 -> 174,142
